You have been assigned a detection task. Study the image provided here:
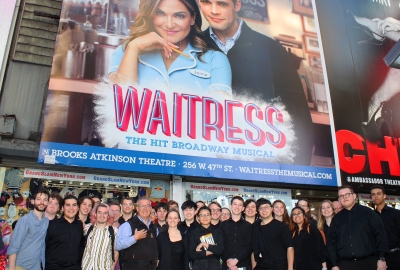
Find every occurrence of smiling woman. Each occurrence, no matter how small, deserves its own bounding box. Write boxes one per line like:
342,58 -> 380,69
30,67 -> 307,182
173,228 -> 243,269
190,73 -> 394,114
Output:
108,0 -> 232,96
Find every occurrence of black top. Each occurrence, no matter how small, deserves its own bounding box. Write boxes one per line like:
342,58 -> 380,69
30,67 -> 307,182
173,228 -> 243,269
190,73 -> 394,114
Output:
375,205 -> 400,249
220,218 -> 253,269
252,219 -> 293,267
157,230 -> 189,270
45,216 -> 84,267
155,222 -> 168,234
178,219 -> 201,236
292,225 -> 326,270
171,240 -> 184,270
327,203 -> 389,266
204,22 -> 313,165
189,225 -> 224,261
323,222 -> 333,269
118,214 -> 133,226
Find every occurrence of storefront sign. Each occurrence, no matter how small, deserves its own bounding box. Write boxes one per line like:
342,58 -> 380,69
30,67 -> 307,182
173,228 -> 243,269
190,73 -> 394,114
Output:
185,182 -> 291,196
24,168 -> 150,187
38,0 -> 337,186
315,0 -> 400,191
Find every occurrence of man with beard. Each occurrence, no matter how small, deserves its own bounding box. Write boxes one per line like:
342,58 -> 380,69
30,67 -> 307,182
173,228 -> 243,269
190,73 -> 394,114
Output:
46,195 -> 85,270
7,188 -> 50,270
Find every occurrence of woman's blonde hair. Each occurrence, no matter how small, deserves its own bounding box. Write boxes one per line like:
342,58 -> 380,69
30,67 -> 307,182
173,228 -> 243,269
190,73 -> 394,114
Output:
124,0 -> 208,60
317,200 -> 335,231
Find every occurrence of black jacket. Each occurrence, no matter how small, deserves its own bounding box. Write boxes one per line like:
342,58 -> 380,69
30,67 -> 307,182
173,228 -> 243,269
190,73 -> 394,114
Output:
204,22 -> 313,165
156,229 -> 189,270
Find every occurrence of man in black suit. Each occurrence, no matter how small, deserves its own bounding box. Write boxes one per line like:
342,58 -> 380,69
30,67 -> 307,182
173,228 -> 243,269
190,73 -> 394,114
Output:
199,0 -> 313,165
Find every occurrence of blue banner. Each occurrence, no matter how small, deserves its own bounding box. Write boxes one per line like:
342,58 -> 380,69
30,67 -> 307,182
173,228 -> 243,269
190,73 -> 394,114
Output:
39,142 -> 337,186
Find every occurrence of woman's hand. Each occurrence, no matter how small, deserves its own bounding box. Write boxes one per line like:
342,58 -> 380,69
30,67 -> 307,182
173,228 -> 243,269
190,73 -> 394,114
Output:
195,242 -> 209,251
372,17 -> 400,34
127,32 -> 178,58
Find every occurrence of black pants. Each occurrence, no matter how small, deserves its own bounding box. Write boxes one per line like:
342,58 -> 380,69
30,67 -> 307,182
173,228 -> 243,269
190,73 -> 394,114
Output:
121,263 -> 156,270
387,250 -> 400,270
254,263 -> 287,270
192,259 -> 221,270
45,264 -> 81,270
337,256 -> 377,270
223,265 -> 252,270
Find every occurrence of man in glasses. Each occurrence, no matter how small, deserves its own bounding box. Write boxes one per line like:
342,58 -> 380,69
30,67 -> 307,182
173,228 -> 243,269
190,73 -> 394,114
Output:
209,202 -> 222,227
328,185 -> 388,270
371,185 -> 400,270
116,197 -> 158,270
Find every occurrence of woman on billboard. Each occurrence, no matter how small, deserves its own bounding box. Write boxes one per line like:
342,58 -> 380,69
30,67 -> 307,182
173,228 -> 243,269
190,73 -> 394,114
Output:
108,0 -> 232,96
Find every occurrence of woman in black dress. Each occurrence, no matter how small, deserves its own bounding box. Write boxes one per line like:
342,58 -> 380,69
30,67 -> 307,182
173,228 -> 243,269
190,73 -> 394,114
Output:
157,210 -> 188,270
289,207 -> 327,270
317,200 -> 335,269
189,206 -> 224,270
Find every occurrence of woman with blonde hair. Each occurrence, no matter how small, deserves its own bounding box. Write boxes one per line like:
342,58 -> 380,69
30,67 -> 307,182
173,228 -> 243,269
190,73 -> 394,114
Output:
317,200 -> 335,269
272,199 -> 290,226
108,0 -> 231,95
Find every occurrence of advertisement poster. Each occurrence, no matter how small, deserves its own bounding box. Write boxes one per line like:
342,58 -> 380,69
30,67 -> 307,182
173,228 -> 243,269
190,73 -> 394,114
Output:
315,0 -> 400,190
39,0 -> 337,186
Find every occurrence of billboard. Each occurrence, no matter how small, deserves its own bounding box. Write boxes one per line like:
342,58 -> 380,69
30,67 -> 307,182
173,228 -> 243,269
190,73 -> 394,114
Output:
39,0 -> 337,186
315,0 -> 400,190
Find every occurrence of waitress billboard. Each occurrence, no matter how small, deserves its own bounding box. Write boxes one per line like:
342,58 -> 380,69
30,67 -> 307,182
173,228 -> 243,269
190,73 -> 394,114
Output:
39,0 -> 337,186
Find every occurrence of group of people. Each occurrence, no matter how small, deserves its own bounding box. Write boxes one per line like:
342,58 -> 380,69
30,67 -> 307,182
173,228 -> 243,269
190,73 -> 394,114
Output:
5,184 -> 400,270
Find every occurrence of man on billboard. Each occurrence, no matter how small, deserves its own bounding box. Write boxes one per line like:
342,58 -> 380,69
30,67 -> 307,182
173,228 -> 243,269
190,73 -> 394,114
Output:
198,0 -> 313,165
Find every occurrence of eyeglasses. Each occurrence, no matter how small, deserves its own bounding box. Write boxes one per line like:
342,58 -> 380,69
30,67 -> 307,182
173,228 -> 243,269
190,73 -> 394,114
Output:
221,213 -> 231,217
338,193 -> 353,200
334,207 -> 343,210
138,204 -> 152,209
259,206 -> 272,211
210,209 -> 221,213
199,214 -> 211,218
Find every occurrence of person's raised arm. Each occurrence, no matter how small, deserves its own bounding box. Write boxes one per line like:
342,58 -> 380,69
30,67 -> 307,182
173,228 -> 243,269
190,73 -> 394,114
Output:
109,32 -> 177,85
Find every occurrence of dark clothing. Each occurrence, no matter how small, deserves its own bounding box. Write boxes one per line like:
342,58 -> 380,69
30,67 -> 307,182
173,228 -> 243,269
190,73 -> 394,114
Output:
45,264 -> 81,270
156,230 -> 189,270
375,205 -> 400,270
292,225 -> 326,270
323,222 -> 333,270
327,203 -> 389,267
210,221 -> 220,228
155,222 -> 168,234
118,215 -> 133,226
307,215 -> 317,227
254,264 -> 287,270
220,218 -> 253,269
192,259 -> 221,270
120,216 -> 158,270
189,225 -> 224,264
252,219 -> 293,268
204,22 -> 313,165
375,206 -> 400,249
387,249 -> 400,270
45,216 -> 84,268
178,219 -> 201,236
337,255 -> 378,270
